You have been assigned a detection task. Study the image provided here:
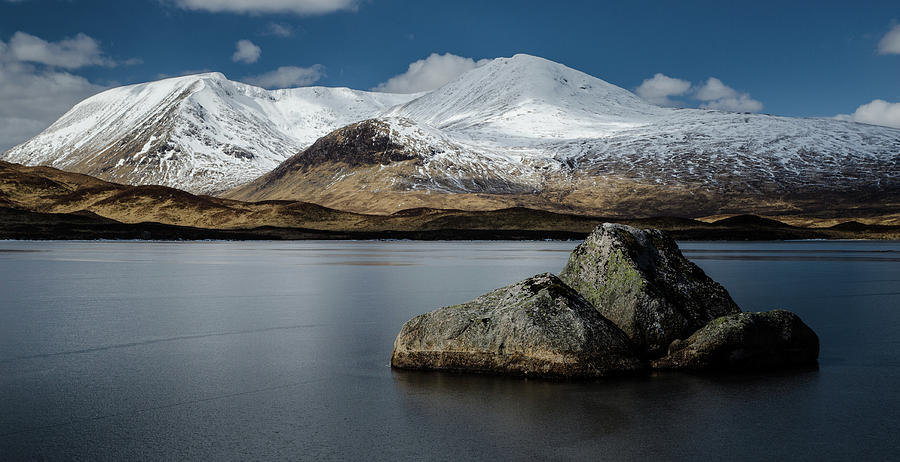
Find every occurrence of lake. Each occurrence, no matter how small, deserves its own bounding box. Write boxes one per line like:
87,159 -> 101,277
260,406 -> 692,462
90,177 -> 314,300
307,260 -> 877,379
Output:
1,240 -> 898,460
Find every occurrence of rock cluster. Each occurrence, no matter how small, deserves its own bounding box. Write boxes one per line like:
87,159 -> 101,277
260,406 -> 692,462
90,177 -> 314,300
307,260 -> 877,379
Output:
391,223 -> 819,378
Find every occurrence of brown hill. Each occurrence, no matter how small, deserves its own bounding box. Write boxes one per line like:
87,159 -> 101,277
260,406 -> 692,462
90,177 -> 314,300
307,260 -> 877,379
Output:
2,160 -> 898,240
224,121 -> 900,224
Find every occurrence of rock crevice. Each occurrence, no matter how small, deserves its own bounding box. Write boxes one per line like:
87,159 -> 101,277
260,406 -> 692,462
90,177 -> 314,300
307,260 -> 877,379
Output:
391,273 -> 645,378
559,223 -> 741,357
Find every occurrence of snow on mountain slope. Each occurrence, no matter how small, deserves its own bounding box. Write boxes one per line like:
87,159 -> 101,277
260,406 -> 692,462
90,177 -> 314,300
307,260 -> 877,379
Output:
378,54 -> 898,195
353,116 -> 550,193
228,54 -> 899,216
386,54 -> 666,147
544,109 -> 900,191
2,73 -> 418,193
5,53 -> 900,214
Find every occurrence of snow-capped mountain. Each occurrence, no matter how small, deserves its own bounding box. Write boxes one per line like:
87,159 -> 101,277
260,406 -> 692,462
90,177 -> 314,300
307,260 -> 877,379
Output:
1,73 -> 418,193
5,54 -> 899,218
228,55 -> 899,217
384,54 -> 898,191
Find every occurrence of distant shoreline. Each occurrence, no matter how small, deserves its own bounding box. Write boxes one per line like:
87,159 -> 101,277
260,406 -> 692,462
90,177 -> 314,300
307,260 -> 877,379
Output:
4,160 -> 897,242
2,207 -> 898,242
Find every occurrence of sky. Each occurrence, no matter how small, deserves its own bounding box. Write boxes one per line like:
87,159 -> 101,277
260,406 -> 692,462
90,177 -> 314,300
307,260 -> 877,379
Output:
0,0 -> 898,150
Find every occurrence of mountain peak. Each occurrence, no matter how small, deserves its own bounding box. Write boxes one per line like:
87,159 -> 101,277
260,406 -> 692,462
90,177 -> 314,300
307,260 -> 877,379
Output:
389,53 -> 662,141
499,52 -> 552,63
168,70 -> 226,80
495,53 -> 566,67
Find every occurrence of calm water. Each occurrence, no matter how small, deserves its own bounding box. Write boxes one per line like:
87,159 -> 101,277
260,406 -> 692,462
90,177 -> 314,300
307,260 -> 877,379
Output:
1,240 -> 898,460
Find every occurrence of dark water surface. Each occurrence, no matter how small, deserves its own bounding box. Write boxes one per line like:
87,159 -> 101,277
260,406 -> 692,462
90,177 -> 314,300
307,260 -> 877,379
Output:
1,240 -> 898,460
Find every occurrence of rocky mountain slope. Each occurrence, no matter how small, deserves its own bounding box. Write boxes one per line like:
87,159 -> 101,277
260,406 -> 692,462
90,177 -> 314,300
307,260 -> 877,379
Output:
227,55 -> 900,218
1,73 -> 417,194
5,54 -> 899,219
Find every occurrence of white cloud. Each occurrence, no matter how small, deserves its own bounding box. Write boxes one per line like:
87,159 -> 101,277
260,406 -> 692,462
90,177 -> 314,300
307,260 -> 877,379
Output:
171,0 -> 358,15
7,31 -> 117,69
0,62 -> 106,151
232,39 -> 261,64
699,94 -> 764,112
264,23 -> 294,37
636,74 -> 764,112
878,24 -> 900,55
0,33 -> 116,151
374,53 -> 489,93
695,77 -> 763,112
634,73 -> 691,106
836,100 -> 900,129
243,65 -> 324,89
694,77 -> 737,101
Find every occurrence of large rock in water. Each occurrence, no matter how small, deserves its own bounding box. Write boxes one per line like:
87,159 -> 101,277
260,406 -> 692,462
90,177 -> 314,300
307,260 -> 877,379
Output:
390,273 -> 645,378
652,310 -> 819,371
559,223 -> 741,358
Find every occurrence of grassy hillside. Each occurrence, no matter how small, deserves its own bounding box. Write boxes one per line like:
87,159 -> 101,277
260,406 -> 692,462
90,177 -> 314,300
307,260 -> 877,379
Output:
2,161 -> 898,240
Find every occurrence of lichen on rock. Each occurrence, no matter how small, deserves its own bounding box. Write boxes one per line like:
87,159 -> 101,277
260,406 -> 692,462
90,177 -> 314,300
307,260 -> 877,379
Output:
559,223 -> 741,358
390,273 -> 645,378
651,310 -> 819,371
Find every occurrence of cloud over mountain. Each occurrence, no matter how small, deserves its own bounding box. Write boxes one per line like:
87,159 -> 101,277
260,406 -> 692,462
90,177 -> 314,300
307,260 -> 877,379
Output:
636,73 -> 763,112
837,100 -> 900,129
243,64 -> 324,88
374,53 -> 489,93
635,73 -> 691,106
695,77 -> 763,112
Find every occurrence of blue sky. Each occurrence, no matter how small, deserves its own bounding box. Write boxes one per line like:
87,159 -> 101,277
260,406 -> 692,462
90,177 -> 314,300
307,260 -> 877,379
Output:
1,0 -> 898,149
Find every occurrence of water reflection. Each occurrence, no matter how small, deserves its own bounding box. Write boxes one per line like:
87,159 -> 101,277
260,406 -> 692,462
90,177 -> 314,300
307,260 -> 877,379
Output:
391,367 -> 823,459
0,240 -> 897,460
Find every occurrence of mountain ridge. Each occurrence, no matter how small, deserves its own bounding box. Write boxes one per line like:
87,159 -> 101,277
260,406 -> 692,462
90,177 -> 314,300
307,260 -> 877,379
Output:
2,71 -> 419,194
4,53 -> 899,220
